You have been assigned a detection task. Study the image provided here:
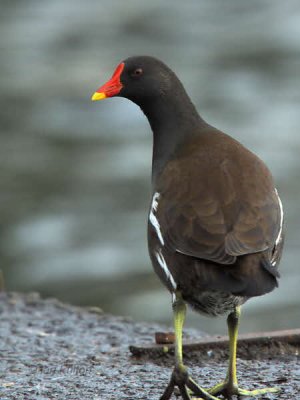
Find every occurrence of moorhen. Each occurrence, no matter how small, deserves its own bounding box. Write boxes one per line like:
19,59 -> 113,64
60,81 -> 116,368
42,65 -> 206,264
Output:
91,56 -> 284,400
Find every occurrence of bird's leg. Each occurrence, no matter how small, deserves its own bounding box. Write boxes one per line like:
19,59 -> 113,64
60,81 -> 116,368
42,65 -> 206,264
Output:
160,291 -> 220,400
208,306 -> 280,398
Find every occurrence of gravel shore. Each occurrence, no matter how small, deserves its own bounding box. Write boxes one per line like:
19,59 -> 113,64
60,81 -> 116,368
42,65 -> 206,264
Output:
0,292 -> 299,399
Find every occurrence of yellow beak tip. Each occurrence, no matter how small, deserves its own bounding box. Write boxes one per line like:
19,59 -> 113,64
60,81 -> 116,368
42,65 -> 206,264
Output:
91,92 -> 106,101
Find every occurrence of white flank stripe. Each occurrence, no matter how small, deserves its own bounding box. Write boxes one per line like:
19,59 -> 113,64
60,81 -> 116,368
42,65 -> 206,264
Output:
172,292 -> 176,304
275,188 -> 284,246
271,189 -> 284,266
156,250 -> 176,290
149,192 -> 165,245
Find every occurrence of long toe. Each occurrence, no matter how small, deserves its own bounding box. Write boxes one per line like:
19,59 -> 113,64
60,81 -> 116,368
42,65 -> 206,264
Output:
208,380 -> 280,399
237,386 -> 280,397
160,366 -> 220,400
160,366 -> 190,400
186,378 -> 220,400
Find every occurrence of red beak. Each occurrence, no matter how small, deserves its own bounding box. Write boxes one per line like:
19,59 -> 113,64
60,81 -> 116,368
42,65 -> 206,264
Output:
91,62 -> 124,101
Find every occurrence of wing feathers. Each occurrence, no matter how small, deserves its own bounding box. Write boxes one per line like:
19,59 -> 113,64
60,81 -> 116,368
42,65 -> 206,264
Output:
156,139 -> 281,265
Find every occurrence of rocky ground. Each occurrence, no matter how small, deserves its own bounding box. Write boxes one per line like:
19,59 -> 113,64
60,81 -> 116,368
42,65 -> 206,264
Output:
0,292 -> 299,399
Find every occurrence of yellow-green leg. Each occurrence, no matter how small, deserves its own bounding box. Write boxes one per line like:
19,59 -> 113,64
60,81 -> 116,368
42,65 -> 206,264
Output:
208,306 -> 280,398
160,291 -> 220,400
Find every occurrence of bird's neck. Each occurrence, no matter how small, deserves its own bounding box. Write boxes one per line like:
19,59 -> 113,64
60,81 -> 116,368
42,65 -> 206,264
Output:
138,92 -> 206,183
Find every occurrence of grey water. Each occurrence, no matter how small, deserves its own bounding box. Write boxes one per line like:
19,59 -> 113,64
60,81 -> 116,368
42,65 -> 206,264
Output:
0,0 -> 299,334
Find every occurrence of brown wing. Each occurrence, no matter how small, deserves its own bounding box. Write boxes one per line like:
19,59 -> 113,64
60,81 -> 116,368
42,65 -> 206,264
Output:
156,138 -> 281,265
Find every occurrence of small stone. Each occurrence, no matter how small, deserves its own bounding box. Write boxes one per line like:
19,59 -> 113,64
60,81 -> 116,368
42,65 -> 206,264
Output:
86,306 -> 103,315
155,331 -> 175,344
25,292 -> 41,305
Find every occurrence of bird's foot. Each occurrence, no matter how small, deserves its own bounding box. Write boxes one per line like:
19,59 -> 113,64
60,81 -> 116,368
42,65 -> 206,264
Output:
160,365 -> 220,400
208,380 -> 280,399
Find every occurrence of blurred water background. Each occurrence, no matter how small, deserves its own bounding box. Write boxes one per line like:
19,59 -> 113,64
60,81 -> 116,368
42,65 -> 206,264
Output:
0,1 -> 299,334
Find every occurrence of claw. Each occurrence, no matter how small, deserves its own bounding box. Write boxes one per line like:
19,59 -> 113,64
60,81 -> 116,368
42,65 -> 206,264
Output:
179,383 -> 192,400
160,374 -> 176,400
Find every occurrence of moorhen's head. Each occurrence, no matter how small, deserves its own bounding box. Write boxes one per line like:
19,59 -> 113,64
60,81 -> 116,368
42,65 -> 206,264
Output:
91,56 -> 183,105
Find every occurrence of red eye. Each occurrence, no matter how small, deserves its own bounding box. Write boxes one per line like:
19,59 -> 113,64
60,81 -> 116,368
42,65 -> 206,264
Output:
132,68 -> 143,77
